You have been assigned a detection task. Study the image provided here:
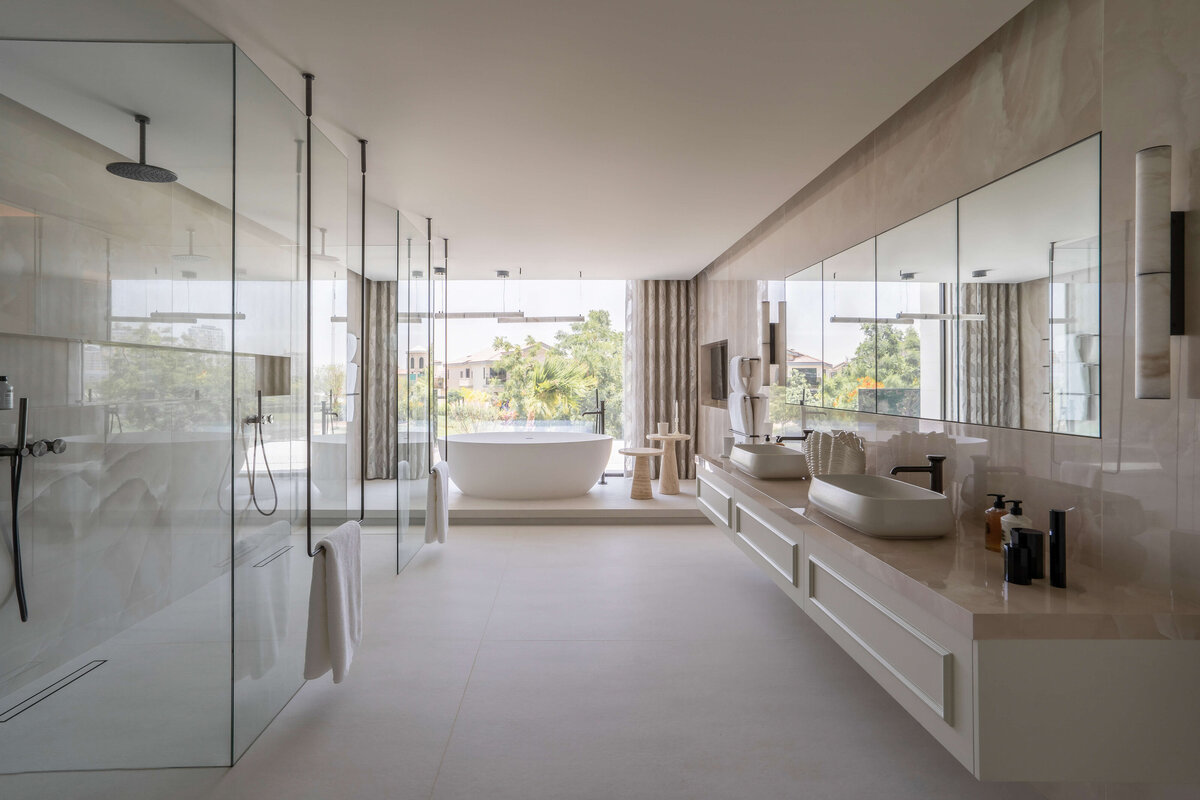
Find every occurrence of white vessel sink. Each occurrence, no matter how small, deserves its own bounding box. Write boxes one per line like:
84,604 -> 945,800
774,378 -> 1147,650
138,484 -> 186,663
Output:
729,444 -> 810,480
806,474 -> 952,539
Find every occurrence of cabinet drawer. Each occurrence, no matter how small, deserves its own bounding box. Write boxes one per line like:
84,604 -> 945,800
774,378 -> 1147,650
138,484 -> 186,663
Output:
734,504 -> 799,586
807,556 -> 952,723
697,477 -> 732,527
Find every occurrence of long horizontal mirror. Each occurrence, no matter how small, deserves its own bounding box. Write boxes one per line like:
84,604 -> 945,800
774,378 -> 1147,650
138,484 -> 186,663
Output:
958,134 -> 1099,434
784,134 -> 1099,437
876,200 -> 957,420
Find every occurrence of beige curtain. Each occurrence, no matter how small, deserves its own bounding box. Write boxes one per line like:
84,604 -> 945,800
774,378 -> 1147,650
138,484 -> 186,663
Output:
364,278 -> 398,479
625,279 -> 698,479
960,283 -> 1020,428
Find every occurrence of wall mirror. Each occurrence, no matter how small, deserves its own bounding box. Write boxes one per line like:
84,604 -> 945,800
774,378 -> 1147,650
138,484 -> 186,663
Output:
784,262 -> 825,408
822,239 -> 878,412
784,134 -> 1099,437
958,135 -> 1100,434
876,200 -> 957,420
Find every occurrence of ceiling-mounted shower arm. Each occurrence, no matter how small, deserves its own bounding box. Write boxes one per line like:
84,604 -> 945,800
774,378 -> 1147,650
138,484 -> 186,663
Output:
135,114 -> 148,164
106,113 -> 177,183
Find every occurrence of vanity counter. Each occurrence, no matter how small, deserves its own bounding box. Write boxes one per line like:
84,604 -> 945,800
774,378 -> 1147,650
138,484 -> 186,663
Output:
697,454 -> 1200,641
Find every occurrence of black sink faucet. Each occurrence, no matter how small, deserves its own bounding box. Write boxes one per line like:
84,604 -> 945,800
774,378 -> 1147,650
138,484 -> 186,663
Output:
775,429 -> 814,444
890,454 -> 947,494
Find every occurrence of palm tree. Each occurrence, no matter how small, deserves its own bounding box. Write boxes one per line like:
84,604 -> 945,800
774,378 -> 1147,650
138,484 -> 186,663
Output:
524,354 -> 595,423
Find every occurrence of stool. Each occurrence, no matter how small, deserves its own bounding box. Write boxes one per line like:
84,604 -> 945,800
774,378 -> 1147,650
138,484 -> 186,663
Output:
646,433 -> 691,495
618,447 -> 661,500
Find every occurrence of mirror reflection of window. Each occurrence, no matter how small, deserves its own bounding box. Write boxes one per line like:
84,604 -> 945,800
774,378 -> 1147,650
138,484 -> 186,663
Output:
823,240 -> 878,413
875,201 -> 957,420
783,262 -> 824,408
958,135 -> 1099,433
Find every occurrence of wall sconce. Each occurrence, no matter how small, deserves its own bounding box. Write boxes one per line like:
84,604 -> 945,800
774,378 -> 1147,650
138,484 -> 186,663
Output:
760,301 -> 787,386
1135,145 -> 1186,399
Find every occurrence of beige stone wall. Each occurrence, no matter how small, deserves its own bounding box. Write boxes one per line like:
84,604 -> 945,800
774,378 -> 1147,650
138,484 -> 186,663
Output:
696,0 -> 1200,792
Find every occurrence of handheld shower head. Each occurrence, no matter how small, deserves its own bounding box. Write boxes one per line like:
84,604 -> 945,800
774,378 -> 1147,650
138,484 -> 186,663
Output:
106,114 -> 177,183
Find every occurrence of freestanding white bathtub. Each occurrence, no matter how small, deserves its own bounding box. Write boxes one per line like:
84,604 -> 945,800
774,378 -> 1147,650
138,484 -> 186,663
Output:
446,432 -> 613,500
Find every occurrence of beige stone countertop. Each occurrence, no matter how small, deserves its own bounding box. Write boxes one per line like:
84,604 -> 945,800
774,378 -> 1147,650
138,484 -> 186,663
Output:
697,454 -> 1200,641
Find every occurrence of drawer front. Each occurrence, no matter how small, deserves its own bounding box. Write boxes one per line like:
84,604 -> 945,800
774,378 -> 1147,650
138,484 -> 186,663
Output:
734,504 -> 799,586
807,556 -> 952,722
697,477 -> 732,527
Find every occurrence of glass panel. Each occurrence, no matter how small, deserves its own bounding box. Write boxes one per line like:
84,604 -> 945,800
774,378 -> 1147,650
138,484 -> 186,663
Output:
231,49 -> 309,760
958,135 -> 1100,433
1050,238 -> 1100,436
781,262 -> 823,419
439,278 -> 627,470
396,213 -> 426,570
875,201 -> 957,419
0,41 -> 233,770
310,127 -> 351,519
357,199 -> 399,528
822,239 -> 877,412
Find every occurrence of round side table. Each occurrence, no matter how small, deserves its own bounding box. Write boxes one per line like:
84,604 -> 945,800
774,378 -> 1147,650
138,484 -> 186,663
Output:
646,432 -> 691,495
618,447 -> 661,500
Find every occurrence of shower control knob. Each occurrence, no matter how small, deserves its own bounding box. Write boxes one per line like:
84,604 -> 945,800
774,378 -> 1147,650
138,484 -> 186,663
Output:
22,440 -> 47,458
47,439 -> 66,455
263,414 -> 273,424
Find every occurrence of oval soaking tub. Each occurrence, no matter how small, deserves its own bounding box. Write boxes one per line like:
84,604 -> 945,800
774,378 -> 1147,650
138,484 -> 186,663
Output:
446,432 -> 613,500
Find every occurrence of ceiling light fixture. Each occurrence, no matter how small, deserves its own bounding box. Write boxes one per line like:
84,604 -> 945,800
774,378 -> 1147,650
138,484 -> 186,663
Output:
829,315 -> 914,325
497,315 -> 584,324
898,312 -> 986,321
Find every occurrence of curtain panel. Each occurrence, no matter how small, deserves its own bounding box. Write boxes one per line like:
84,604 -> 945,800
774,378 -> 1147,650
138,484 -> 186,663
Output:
960,282 -> 1020,428
624,279 -> 698,480
364,278 -> 398,479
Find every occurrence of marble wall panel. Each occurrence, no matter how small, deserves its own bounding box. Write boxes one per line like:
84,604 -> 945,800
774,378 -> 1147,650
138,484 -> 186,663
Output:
696,4 -> 1200,789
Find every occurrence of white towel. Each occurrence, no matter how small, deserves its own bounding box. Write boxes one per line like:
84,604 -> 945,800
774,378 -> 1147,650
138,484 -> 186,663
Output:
425,461 -> 449,544
303,520 -> 362,684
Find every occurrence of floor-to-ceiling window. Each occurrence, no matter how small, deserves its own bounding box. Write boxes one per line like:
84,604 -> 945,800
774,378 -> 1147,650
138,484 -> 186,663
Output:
440,278 -> 625,472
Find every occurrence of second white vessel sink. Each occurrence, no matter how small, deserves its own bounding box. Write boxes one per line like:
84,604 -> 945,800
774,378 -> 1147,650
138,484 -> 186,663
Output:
806,474 -> 953,539
729,444 -> 810,480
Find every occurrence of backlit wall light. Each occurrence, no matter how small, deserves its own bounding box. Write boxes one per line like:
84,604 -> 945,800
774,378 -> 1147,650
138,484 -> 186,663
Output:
1134,145 -> 1186,399
761,301 -> 787,386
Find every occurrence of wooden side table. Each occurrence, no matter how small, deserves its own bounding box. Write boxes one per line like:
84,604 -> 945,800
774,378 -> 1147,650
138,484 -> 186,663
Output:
618,447 -> 660,499
646,432 -> 691,495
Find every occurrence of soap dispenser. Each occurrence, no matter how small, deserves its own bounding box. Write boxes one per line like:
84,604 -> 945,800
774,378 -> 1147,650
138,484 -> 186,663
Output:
984,493 -> 1006,552
1000,500 -> 1031,547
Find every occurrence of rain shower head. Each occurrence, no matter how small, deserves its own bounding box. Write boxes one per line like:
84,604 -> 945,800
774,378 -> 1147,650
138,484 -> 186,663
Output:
106,114 -> 177,183
312,227 -> 340,262
172,230 -> 210,263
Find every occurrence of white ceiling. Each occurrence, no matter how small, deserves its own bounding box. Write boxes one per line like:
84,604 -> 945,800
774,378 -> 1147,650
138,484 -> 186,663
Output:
6,0 -> 1033,279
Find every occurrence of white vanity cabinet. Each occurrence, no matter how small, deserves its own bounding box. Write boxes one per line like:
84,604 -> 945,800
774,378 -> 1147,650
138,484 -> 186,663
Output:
802,535 -> 975,771
696,458 -> 1200,783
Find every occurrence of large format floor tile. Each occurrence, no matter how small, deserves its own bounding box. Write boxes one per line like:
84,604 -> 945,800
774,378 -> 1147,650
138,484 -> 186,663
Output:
0,523 -> 1048,800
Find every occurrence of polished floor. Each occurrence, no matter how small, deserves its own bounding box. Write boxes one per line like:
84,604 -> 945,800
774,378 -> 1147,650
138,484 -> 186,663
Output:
362,475 -> 706,522
0,525 -> 1041,800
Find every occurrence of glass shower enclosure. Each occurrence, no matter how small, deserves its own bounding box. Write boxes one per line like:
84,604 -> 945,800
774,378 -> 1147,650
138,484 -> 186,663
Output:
0,40 -> 427,771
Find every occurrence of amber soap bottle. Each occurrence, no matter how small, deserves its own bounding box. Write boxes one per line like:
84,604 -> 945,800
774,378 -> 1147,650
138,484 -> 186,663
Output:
985,493 -> 1006,552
